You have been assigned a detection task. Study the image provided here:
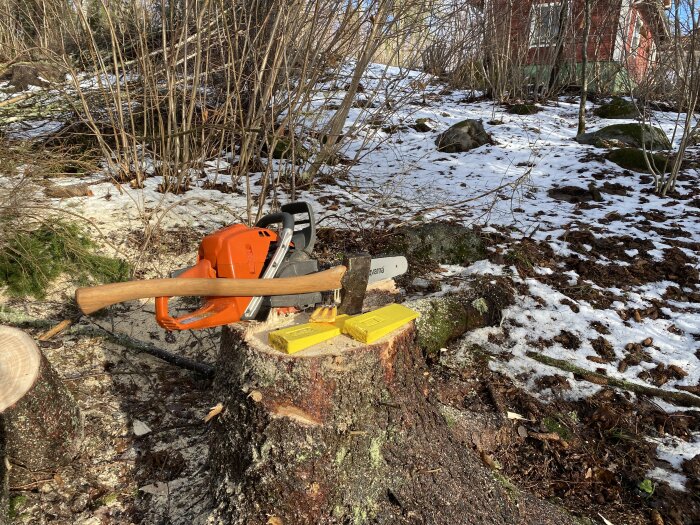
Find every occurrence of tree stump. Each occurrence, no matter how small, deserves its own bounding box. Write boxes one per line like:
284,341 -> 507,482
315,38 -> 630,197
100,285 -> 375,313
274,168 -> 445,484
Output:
0,326 -> 84,515
209,317 -> 578,524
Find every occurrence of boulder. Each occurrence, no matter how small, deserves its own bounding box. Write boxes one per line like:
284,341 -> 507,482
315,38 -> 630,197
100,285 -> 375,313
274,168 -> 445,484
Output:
435,119 -> 494,153
507,103 -> 541,115
575,123 -> 671,151
413,117 -> 437,132
605,148 -> 671,173
0,62 -> 64,92
593,97 -> 640,119
262,136 -> 310,162
389,222 -> 485,267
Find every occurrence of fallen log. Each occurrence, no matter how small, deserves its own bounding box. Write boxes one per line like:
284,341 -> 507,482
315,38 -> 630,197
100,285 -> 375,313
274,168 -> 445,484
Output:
208,316 -> 579,524
526,351 -> 700,409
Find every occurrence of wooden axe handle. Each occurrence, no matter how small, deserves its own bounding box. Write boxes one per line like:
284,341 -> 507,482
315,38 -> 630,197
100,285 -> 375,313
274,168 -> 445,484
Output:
75,266 -> 347,315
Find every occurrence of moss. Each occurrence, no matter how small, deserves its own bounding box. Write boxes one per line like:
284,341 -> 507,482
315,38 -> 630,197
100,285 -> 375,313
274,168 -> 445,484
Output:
265,136 -> 310,162
414,297 -> 467,358
0,220 -> 130,298
369,437 -> 384,468
593,97 -> 639,119
441,408 -> 457,428
471,297 -> 489,315
353,506 -> 369,524
101,492 -> 119,505
493,472 -> 519,498
605,148 -> 671,173
335,446 -> 349,466
9,494 -> 28,518
412,278 -> 513,360
542,416 -> 572,440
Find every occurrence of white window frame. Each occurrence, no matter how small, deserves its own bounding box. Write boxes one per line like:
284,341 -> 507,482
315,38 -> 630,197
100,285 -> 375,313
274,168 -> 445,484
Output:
630,15 -> 644,54
528,2 -> 563,48
649,40 -> 658,63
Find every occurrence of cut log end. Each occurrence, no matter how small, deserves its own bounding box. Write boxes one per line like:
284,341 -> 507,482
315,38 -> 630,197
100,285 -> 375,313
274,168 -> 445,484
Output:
0,327 -> 83,495
0,327 -> 41,413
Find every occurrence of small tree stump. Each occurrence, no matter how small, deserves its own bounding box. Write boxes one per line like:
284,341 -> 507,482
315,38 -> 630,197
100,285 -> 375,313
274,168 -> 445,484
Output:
209,317 -> 577,524
0,326 -> 83,506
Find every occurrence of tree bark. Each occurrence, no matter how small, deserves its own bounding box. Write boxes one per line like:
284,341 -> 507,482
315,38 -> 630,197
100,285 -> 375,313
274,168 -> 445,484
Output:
0,425 -> 7,525
577,0 -> 592,136
0,327 -> 84,500
547,0 -> 571,95
208,319 -> 578,524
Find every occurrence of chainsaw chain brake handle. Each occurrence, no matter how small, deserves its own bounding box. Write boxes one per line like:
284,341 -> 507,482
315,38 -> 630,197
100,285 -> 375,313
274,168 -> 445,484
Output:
241,210 -> 296,320
241,201 -> 317,320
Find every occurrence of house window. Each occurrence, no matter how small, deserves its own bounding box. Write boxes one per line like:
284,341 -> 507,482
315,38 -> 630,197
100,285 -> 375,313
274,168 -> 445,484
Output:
529,2 -> 562,48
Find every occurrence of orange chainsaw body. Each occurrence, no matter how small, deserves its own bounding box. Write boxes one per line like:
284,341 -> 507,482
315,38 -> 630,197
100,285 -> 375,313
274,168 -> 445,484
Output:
155,224 -> 278,330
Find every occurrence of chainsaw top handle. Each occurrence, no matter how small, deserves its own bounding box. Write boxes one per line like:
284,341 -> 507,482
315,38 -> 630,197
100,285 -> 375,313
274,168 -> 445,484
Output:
256,210 -> 295,232
263,201 -> 316,256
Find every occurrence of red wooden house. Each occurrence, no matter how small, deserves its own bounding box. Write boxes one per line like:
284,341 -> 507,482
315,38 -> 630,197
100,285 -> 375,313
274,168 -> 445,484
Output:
489,0 -> 671,92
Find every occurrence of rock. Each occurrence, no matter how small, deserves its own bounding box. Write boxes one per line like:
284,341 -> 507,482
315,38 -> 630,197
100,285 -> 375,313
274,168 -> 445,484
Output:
593,97 -> 640,119
70,493 -> 90,513
413,117 -> 437,132
575,123 -> 671,151
139,482 -> 170,496
687,129 -> 700,147
605,148 -> 671,173
389,222 -> 486,267
132,419 -> 152,436
262,136 -> 310,162
507,103 -> 541,115
435,119 -> 494,153
0,62 -> 65,92
547,186 -> 596,203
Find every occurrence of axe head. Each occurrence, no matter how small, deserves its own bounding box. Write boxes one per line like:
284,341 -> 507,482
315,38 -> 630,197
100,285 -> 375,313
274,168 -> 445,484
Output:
338,254 -> 372,315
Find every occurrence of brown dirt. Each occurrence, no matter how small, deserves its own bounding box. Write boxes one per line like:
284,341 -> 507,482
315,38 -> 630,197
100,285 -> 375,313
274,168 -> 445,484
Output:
434,356 -> 700,525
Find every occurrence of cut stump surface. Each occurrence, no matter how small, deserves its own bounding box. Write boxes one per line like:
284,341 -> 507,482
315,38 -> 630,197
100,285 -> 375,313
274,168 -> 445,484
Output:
209,316 -> 578,524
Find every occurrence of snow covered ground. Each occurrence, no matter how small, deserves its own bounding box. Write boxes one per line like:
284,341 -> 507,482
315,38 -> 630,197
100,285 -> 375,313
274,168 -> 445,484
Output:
3,62 -> 700,504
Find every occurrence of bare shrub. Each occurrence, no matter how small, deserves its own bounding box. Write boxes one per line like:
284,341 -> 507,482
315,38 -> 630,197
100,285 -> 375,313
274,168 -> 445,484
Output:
0,0 -> 429,225
615,0 -> 698,195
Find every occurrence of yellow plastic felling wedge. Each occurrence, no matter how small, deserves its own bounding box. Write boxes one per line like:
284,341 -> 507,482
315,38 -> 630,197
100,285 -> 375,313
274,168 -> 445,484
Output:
268,315 -> 350,354
342,304 -> 419,344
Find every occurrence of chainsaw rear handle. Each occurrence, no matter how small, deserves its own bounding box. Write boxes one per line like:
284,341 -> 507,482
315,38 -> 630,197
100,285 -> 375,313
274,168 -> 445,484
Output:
75,266 -> 347,315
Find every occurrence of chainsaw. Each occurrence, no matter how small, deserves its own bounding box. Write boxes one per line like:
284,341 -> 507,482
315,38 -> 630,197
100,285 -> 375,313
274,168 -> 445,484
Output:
75,202 -> 407,330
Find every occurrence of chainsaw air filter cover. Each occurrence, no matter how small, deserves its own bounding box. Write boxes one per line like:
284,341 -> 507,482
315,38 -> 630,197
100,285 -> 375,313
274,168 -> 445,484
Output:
155,224 -> 278,330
